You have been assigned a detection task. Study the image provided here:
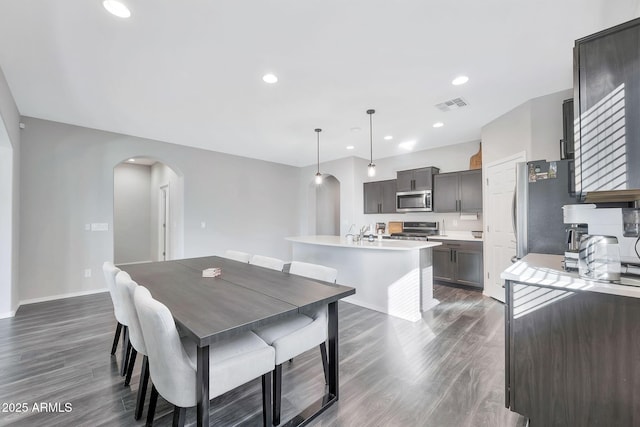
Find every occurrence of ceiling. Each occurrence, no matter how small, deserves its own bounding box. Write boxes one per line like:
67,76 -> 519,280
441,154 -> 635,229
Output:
0,1 -> 638,167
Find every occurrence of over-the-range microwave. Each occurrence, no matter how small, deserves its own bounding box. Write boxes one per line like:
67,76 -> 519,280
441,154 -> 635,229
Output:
396,190 -> 432,212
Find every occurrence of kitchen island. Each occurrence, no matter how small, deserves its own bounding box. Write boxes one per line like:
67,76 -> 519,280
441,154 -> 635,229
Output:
286,235 -> 442,322
501,254 -> 640,427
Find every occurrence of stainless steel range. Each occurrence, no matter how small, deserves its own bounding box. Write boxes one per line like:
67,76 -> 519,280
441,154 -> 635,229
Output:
387,221 -> 439,241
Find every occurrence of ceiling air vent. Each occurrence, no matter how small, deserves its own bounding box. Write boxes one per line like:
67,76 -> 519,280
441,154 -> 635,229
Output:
435,97 -> 469,112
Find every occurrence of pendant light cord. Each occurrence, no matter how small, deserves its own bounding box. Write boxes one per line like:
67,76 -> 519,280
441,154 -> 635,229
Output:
315,128 -> 321,174
368,110 -> 374,164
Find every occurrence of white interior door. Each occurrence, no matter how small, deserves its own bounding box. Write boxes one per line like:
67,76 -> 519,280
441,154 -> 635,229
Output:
159,185 -> 169,261
483,152 -> 525,302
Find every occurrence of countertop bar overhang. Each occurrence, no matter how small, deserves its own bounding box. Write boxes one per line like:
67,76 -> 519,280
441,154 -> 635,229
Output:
287,235 -> 442,322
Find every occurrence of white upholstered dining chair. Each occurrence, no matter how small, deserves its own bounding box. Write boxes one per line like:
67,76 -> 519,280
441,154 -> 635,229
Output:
253,260 -> 337,425
224,249 -> 251,263
133,285 -> 276,426
250,254 -> 285,271
102,261 -> 132,376
114,271 -> 151,421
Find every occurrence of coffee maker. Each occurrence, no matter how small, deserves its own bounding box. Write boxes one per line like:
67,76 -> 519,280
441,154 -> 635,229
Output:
563,204 -> 640,270
563,223 -> 588,271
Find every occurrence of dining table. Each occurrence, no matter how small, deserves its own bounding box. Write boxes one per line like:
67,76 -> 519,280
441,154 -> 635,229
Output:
118,256 -> 355,427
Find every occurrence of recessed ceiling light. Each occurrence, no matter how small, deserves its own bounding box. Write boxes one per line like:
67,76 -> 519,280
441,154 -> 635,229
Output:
262,73 -> 278,84
128,158 -> 136,162
350,127 -> 361,132
384,135 -> 393,140
452,75 -> 469,86
103,0 -> 131,18
433,122 -> 444,128
346,145 -> 355,150
399,140 -> 416,150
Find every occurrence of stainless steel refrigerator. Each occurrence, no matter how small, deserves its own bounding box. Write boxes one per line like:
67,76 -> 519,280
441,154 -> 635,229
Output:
515,159 -> 578,259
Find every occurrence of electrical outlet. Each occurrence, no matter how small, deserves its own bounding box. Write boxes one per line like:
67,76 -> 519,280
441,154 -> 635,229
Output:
201,221 -> 206,229
84,269 -> 92,278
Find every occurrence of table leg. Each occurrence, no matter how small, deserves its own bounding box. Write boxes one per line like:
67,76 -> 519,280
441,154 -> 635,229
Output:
327,301 -> 338,399
197,344 -> 210,427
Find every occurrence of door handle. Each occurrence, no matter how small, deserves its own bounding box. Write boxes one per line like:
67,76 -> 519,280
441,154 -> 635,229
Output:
511,189 -> 517,235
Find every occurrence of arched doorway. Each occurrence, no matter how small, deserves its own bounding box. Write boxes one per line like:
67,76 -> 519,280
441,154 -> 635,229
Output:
113,157 -> 184,264
315,175 -> 340,235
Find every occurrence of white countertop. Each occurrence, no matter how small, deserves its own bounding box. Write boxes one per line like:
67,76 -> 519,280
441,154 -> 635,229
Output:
286,235 -> 441,251
428,231 -> 483,242
501,253 -> 640,299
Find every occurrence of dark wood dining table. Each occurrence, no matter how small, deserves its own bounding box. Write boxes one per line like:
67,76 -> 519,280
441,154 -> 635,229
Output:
118,256 -> 355,427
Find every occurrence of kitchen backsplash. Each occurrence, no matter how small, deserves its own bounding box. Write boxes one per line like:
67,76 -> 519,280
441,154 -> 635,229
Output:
361,211 -> 483,233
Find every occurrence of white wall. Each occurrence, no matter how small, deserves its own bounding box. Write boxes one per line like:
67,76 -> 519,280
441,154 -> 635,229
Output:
19,117 -> 300,302
298,141 -> 485,237
530,89 -> 574,161
482,89 -> 572,165
298,156 -> 362,237
0,141 -> 14,316
482,102 -> 532,166
114,163 -> 152,264
0,66 -> 20,318
315,175 -> 340,235
600,0 -> 640,24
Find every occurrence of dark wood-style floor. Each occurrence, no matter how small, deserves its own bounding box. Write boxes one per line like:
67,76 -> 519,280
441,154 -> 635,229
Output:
0,285 -> 526,427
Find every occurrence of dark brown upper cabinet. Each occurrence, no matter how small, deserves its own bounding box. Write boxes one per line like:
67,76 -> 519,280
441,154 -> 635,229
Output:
433,169 -> 482,213
574,17 -> 640,197
396,167 -> 440,192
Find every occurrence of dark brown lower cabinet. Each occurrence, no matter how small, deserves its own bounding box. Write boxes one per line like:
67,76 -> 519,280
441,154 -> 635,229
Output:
505,280 -> 640,427
432,240 -> 483,288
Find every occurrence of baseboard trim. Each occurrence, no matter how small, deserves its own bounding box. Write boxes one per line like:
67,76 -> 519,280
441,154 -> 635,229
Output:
20,288 -> 108,307
0,309 -> 17,319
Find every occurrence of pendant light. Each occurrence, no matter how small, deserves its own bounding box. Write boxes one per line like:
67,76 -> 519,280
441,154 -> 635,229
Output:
314,128 -> 323,185
367,109 -> 376,177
